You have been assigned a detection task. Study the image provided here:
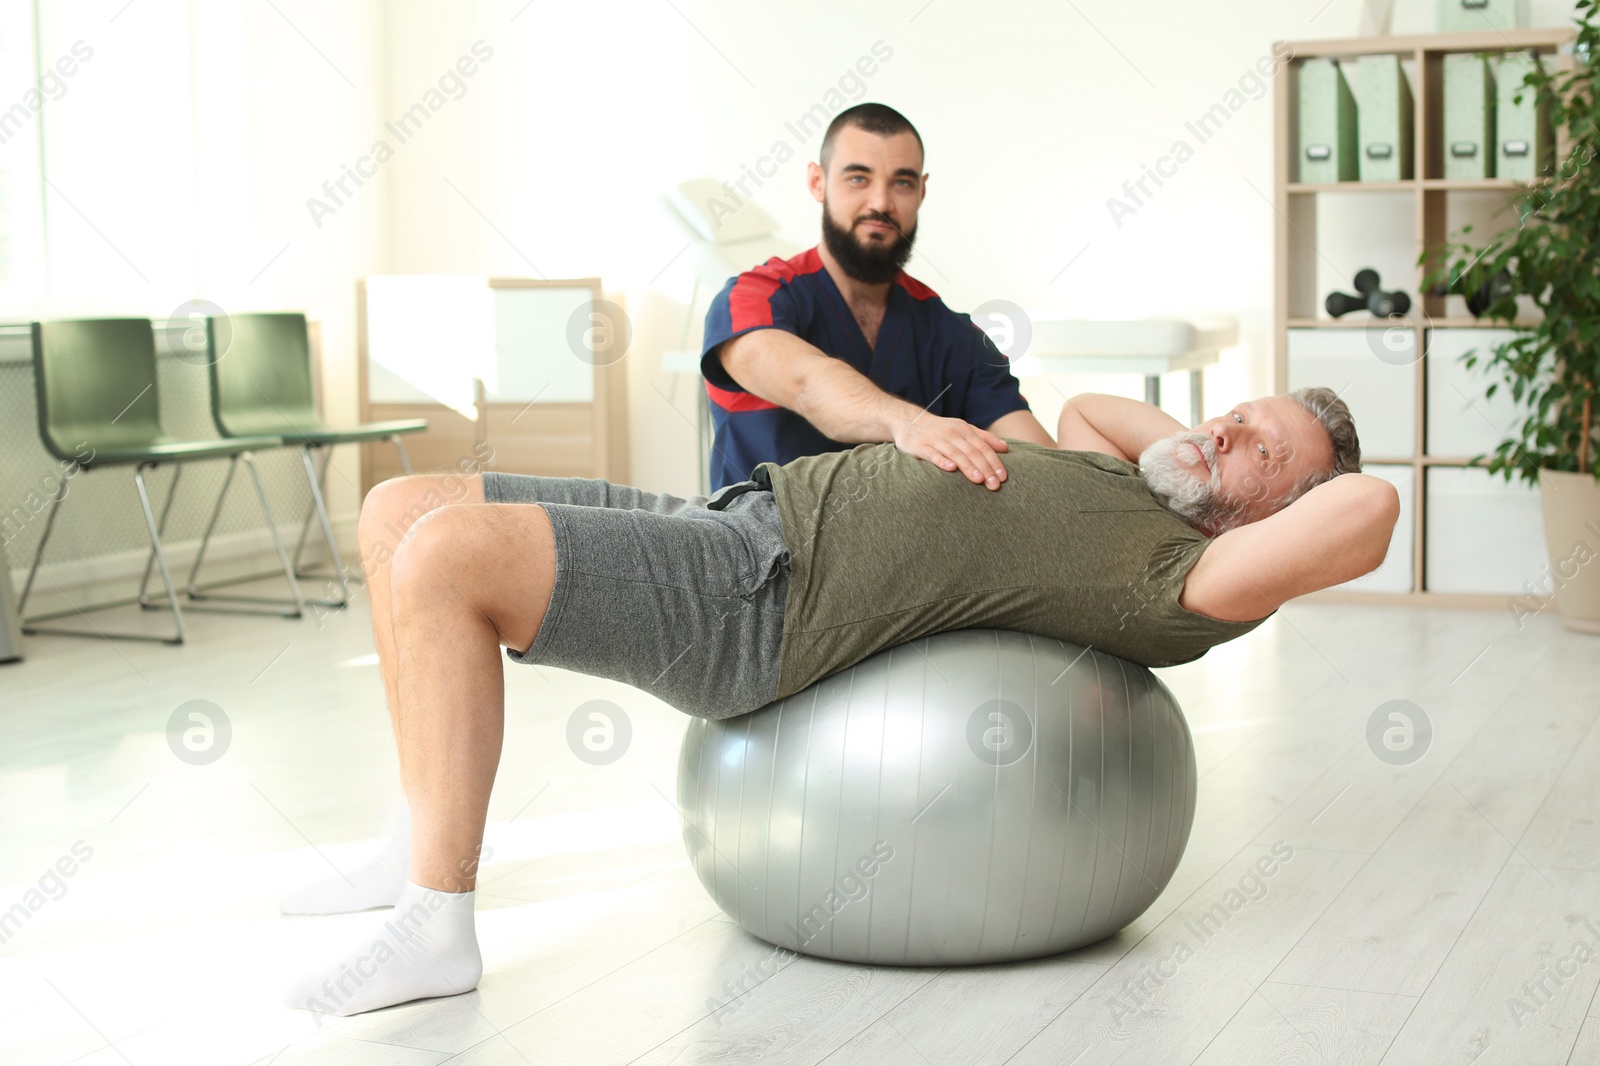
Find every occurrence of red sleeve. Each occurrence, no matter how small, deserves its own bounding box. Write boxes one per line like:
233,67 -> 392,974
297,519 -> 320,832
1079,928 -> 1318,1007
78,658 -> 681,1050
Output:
700,257 -> 804,391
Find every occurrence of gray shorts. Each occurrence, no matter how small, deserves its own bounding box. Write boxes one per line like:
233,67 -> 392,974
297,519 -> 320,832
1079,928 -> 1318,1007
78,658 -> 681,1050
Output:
481,471 -> 791,720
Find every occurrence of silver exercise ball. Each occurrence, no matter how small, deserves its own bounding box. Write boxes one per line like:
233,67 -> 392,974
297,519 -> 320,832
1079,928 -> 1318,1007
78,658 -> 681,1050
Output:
676,629 -> 1195,966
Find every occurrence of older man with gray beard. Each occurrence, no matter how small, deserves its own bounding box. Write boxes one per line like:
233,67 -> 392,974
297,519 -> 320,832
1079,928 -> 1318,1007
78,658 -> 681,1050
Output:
282,383 -> 1395,1018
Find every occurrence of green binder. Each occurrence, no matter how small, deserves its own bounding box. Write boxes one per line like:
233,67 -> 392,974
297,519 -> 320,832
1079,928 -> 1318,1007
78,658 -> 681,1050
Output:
1444,53 -> 1496,180
1298,58 -> 1359,183
1496,52 -> 1552,181
1358,55 -> 1414,181
1437,0 -> 1529,32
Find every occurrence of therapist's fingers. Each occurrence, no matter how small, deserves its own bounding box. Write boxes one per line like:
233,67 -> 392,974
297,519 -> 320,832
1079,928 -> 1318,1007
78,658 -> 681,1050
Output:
959,425 -> 1012,484
911,440 -> 983,484
897,417 -> 1010,488
983,431 -> 1011,452
935,427 -> 1007,489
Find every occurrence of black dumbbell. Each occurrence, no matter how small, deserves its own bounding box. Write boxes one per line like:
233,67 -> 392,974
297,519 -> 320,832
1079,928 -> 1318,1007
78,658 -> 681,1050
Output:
1326,269 -> 1411,319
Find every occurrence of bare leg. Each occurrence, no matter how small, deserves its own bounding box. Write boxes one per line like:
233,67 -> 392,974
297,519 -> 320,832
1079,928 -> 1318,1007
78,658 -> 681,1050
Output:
279,473 -> 484,915
359,474 -> 486,737
285,501 -> 556,1016
388,502 -> 554,887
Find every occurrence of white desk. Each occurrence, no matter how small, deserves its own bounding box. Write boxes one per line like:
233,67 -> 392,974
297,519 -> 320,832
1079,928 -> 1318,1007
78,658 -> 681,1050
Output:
1017,317 -> 1239,427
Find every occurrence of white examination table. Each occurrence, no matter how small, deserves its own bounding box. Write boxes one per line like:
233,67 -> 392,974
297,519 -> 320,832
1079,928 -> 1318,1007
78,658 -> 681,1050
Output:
1016,316 -> 1240,428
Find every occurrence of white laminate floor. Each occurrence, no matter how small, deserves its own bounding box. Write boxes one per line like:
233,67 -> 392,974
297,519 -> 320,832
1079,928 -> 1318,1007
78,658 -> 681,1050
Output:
2,581 -> 1598,1065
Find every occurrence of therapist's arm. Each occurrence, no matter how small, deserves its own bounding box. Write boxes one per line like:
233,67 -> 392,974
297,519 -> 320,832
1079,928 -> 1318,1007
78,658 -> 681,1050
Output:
1056,393 -> 1187,461
716,329 -> 1015,490
986,410 -> 1056,448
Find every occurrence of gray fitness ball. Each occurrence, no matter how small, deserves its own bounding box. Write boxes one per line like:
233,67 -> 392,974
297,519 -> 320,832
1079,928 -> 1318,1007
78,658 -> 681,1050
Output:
676,629 -> 1196,965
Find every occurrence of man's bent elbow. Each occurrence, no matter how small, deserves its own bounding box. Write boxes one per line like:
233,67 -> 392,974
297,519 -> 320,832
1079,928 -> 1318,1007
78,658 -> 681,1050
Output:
1356,477 -> 1402,575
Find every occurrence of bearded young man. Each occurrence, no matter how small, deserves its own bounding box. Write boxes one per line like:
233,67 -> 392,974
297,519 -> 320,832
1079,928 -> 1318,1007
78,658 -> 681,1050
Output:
281,382 -> 1397,1019
698,102 -> 1057,492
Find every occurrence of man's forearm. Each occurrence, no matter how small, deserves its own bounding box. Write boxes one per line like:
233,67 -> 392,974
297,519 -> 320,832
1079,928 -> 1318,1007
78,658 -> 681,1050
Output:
1056,403 -> 1128,459
722,330 -> 1012,486
721,329 -> 923,444
792,355 -> 927,444
1057,393 -> 1186,460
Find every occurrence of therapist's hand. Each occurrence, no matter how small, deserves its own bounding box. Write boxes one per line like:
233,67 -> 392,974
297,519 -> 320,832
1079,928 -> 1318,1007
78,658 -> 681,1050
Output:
893,415 -> 1011,490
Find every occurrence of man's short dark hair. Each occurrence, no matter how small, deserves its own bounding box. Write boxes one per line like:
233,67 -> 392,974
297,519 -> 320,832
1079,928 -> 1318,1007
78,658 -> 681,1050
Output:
819,103 -> 924,173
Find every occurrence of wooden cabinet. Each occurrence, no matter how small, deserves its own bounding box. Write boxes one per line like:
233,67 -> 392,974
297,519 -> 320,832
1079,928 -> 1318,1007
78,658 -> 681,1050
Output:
357,276 -> 629,495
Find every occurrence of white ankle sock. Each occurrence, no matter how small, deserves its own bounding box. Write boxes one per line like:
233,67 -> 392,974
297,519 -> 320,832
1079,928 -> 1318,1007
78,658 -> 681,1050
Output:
281,802 -> 410,915
286,880 -> 482,1017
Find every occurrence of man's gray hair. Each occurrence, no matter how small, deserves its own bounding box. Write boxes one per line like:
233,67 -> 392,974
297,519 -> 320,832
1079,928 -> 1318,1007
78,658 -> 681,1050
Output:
1282,386 -> 1363,507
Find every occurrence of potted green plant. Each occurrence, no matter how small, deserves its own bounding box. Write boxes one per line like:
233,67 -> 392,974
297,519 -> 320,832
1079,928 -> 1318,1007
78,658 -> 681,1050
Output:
1430,0 -> 1600,632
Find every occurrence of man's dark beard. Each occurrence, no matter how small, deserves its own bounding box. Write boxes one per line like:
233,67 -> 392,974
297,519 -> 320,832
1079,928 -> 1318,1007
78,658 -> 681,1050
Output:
821,202 -> 917,284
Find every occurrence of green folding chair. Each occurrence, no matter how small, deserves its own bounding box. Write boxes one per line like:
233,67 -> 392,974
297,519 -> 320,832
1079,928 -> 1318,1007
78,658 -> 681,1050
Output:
202,312 -> 427,608
18,319 -> 303,644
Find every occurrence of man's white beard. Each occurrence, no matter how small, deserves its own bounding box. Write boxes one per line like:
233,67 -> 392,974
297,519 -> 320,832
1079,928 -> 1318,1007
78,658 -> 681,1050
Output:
1139,432 -> 1250,535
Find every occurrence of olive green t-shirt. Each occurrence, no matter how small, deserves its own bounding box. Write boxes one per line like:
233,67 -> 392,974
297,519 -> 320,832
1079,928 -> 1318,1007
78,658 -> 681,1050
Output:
758,440 -> 1268,701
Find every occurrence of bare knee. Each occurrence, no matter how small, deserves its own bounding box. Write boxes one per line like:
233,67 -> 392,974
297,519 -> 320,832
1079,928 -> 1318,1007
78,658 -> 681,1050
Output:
390,503 -> 552,651
359,474 -> 483,568
389,505 -> 492,620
